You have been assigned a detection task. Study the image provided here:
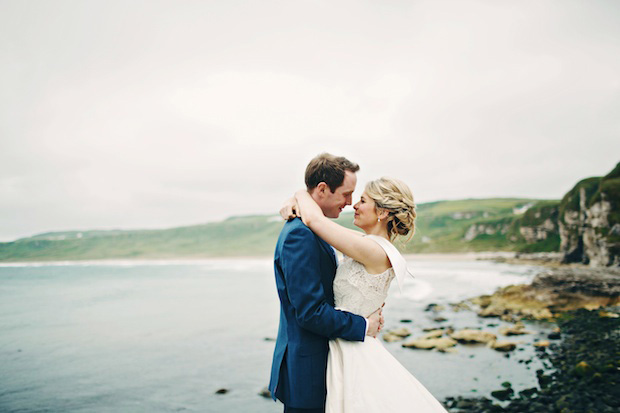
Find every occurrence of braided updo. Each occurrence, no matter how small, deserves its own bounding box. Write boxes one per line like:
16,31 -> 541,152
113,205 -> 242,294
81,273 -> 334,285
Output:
365,177 -> 416,241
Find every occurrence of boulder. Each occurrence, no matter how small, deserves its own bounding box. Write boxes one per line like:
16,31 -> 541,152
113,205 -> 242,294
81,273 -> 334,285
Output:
449,329 -> 497,344
499,322 -> 534,336
402,336 -> 457,351
388,327 -> 412,337
490,341 -> 517,352
422,329 -> 445,339
258,387 -> 271,399
382,332 -> 404,343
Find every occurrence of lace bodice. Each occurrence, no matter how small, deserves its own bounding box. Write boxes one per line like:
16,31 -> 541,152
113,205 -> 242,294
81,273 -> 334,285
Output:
333,255 -> 395,318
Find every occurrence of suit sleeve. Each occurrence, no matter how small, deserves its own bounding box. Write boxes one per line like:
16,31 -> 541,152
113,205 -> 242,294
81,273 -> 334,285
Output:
281,225 -> 366,341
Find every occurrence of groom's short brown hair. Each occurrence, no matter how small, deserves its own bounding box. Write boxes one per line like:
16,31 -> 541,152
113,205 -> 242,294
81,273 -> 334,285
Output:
305,153 -> 360,193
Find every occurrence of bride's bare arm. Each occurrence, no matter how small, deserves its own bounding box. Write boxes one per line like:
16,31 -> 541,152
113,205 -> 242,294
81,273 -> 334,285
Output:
294,190 -> 390,272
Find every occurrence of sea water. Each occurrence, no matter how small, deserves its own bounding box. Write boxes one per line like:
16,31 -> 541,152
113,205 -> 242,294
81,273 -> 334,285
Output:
0,258 -> 548,412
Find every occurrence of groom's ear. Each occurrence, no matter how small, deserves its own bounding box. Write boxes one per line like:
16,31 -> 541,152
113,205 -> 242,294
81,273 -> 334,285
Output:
315,182 -> 329,197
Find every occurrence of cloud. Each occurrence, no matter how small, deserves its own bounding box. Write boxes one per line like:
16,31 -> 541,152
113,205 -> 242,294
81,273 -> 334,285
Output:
1,0 -> 619,241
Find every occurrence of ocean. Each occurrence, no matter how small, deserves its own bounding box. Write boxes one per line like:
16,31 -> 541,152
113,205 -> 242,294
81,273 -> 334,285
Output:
0,258 -> 550,412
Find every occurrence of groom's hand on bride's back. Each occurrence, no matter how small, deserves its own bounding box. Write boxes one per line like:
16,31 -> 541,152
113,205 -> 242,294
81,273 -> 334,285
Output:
366,307 -> 385,338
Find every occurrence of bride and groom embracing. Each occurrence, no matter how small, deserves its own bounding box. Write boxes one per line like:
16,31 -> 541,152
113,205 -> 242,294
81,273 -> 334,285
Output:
268,153 -> 447,413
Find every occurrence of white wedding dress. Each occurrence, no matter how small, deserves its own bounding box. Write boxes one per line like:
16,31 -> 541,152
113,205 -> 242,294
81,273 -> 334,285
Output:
326,235 -> 447,413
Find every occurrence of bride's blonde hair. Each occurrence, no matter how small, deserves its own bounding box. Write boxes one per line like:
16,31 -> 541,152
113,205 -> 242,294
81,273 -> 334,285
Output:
365,177 -> 416,241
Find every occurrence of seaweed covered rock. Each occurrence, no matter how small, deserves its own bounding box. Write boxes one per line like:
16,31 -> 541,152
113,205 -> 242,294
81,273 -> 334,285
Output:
468,267 -> 620,320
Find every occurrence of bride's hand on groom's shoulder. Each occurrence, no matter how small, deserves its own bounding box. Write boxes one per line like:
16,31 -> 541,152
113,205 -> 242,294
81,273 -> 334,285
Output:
280,197 -> 299,221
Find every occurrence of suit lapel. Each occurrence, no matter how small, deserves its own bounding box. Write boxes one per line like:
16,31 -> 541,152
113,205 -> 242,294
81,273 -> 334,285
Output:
316,235 -> 337,267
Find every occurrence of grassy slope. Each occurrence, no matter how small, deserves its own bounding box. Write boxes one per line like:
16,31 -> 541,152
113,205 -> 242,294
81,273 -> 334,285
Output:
0,198 -> 552,261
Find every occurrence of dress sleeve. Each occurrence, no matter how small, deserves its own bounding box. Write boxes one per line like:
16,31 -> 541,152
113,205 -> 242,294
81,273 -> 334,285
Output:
282,225 -> 366,341
366,235 -> 415,293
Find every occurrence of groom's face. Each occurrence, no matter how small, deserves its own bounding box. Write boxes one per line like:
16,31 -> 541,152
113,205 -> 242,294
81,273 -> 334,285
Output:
319,170 -> 357,218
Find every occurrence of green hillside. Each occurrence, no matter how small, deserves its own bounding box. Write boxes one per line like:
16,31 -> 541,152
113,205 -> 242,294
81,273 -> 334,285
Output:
0,198 -> 559,262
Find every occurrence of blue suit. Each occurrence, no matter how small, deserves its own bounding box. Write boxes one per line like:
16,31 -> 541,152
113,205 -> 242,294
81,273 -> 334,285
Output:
269,218 -> 366,410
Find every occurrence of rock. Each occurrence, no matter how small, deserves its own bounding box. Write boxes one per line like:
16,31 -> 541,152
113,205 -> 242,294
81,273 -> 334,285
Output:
402,337 -> 457,351
400,319 -> 412,323
382,327 -> 412,342
574,361 -> 594,377
499,322 -> 534,336
470,294 -> 492,308
491,387 -> 514,401
264,337 -> 276,341
469,267 -> 620,323
531,267 -> 620,298
477,305 -> 506,317
599,310 -> 619,318
382,332 -> 403,342
433,316 -> 448,322
422,329 -> 444,339
520,387 -> 538,397
533,340 -> 550,348
258,387 -> 271,398
490,341 -> 517,352
450,302 -> 472,312
388,327 -> 411,337
424,303 -> 445,312
215,388 -> 229,394
450,329 -> 497,344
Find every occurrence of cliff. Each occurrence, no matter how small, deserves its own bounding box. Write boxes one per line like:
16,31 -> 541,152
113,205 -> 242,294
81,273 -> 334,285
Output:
559,163 -> 620,266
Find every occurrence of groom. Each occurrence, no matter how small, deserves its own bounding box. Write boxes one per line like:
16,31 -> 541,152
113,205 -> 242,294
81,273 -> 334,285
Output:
269,153 -> 383,413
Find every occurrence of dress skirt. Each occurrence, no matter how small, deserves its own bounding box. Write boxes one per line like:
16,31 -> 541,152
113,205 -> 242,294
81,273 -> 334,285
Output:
326,337 -> 448,413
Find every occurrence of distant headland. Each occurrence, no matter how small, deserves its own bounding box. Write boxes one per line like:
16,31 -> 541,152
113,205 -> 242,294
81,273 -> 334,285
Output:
1,162 -> 618,266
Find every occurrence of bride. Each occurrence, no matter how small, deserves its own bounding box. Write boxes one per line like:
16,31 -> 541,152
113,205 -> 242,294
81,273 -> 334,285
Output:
285,177 -> 447,413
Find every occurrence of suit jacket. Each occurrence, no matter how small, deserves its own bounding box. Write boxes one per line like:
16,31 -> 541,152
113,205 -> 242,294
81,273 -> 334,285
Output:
268,218 -> 366,409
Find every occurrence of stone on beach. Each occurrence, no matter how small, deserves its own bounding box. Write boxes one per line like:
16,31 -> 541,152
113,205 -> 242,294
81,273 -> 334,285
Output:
422,329 -> 445,339
449,329 -> 497,344
490,341 -> 518,352
499,322 -> 534,336
533,340 -> 550,348
382,327 -> 412,342
389,327 -> 412,337
258,387 -> 271,398
402,336 -> 457,351
383,332 -> 405,342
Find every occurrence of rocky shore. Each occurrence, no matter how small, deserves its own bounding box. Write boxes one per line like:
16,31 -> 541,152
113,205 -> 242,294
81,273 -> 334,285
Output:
438,266 -> 620,412
443,307 -> 619,412
470,266 -> 620,321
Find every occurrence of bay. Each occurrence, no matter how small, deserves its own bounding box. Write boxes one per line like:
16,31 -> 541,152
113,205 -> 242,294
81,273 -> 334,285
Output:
0,258 -> 547,412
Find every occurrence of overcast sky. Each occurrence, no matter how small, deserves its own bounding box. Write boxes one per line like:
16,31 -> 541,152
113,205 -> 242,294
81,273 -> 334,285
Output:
1,0 -> 619,241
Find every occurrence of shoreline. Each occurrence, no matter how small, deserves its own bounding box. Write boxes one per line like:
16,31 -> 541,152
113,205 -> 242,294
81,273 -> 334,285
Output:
440,266 -> 620,412
0,251 -> 561,266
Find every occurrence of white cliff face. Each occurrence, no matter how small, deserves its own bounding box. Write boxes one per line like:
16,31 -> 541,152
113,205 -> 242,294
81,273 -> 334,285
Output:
463,223 -> 508,242
519,218 -> 556,243
583,200 -> 613,266
560,186 -> 617,266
